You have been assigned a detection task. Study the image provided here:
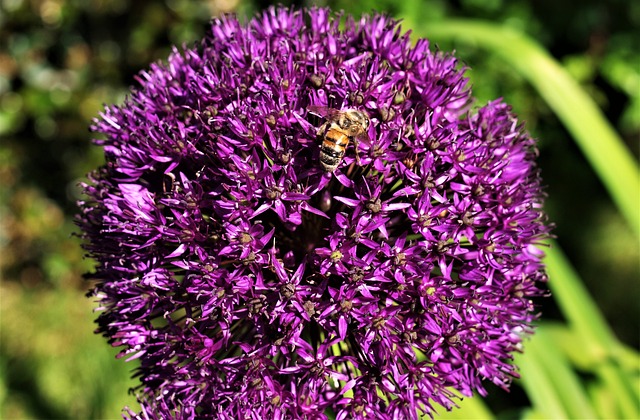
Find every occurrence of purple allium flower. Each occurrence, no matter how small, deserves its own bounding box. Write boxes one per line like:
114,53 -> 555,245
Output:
78,7 -> 550,419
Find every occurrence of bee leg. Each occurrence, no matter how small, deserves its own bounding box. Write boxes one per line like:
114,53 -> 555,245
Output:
353,137 -> 361,165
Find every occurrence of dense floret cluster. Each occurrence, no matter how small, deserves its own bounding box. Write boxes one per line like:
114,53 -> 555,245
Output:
78,7 -> 549,419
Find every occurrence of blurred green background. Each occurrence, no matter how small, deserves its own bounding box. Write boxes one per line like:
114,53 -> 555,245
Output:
1,0 -> 637,418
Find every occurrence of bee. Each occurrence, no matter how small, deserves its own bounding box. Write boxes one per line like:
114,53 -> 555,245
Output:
308,106 -> 371,172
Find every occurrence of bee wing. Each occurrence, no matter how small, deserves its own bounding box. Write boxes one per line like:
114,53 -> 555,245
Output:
307,105 -> 342,120
354,128 -> 372,147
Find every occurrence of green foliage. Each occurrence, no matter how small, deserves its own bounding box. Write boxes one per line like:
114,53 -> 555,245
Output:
1,0 -> 638,418
0,285 -> 138,418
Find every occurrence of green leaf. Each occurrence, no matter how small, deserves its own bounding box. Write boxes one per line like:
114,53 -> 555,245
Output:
518,326 -> 597,419
404,18 -> 640,239
433,391 -> 495,419
544,243 -> 640,418
589,381 -> 619,419
515,336 -> 568,419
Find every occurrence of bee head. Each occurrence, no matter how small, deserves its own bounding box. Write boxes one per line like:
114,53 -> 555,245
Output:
342,110 -> 370,133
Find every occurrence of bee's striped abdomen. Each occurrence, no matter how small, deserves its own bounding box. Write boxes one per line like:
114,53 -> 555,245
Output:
319,126 -> 349,172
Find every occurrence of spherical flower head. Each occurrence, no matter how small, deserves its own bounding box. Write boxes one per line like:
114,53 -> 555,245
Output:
78,7 -> 550,419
